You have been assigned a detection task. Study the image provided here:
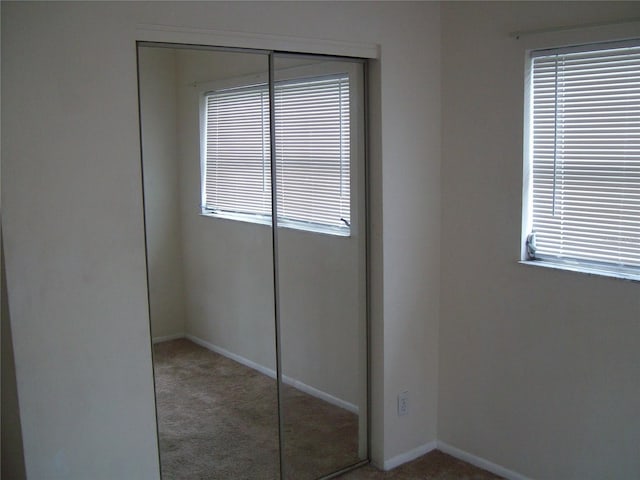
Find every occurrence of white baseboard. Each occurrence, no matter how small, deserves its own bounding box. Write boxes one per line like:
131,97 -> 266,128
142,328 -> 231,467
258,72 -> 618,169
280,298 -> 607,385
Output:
185,334 -> 359,414
382,441 -> 438,471
437,441 -> 531,480
282,375 -> 358,415
186,334 -> 276,378
152,333 -> 184,344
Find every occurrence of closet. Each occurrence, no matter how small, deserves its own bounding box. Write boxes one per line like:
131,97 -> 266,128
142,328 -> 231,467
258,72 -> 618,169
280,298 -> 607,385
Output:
137,43 -> 368,479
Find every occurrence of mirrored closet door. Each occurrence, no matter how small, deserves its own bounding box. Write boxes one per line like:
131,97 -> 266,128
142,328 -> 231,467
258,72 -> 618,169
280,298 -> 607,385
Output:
272,53 -> 367,479
137,43 -> 367,480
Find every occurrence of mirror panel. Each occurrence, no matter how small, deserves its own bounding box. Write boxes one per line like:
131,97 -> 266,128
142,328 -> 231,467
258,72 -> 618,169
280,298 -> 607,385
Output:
139,44 -> 368,480
138,44 -> 280,479
272,54 -> 368,479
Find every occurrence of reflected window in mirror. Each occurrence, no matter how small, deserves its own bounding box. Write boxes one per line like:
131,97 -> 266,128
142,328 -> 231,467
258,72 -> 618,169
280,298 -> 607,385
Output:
200,72 -> 351,237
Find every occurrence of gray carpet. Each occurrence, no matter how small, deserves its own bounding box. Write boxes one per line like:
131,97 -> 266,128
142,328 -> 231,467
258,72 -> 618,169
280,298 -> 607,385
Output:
153,339 -> 502,480
338,450 -> 502,480
153,339 -> 360,479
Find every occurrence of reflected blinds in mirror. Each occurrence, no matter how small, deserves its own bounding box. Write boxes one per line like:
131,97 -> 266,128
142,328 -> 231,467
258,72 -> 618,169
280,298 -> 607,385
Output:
274,75 -> 350,231
203,85 -> 272,217
202,75 -> 351,234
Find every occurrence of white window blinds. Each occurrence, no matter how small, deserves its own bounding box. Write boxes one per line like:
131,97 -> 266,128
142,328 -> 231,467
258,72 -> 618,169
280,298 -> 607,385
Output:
528,40 -> 640,274
202,74 -> 351,234
203,86 -> 272,218
274,76 -> 350,230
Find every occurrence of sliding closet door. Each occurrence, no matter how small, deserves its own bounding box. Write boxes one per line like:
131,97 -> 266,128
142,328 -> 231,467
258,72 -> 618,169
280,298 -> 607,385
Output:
138,44 -> 280,479
271,54 -> 367,479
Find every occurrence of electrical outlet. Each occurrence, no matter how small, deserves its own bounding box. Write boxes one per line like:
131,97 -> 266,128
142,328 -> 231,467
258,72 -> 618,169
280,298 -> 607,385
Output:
398,391 -> 409,416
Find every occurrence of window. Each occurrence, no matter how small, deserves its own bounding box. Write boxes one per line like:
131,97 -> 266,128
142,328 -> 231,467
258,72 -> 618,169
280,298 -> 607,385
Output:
524,40 -> 640,279
201,74 -> 351,236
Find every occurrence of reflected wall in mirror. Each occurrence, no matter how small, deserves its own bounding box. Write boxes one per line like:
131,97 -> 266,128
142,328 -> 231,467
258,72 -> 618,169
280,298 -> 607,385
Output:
138,43 -> 368,480
138,45 -> 279,479
272,54 -> 367,479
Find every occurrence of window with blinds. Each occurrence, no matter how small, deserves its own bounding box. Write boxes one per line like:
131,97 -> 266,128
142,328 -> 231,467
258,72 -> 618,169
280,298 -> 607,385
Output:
202,74 -> 351,236
525,40 -> 640,278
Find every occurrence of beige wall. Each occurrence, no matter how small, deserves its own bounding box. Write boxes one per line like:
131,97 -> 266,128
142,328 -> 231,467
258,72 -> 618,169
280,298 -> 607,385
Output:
3,3 -> 161,479
139,47 -> 187,340
2,2 -> 441,477
439,2 -> 640,479
375,3 -> 441,463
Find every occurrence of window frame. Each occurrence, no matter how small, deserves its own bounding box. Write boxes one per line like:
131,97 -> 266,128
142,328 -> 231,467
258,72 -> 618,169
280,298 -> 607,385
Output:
198,61 -> 361,237
521,38 -> 640,282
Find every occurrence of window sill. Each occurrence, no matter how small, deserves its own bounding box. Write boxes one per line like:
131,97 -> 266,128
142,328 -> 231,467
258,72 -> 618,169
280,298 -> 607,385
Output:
200,211 -> 351,238
519,260 -> 640,283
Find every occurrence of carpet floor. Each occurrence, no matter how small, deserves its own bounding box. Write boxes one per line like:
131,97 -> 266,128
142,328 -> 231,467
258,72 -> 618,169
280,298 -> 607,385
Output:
153,339 -> 502,480
153,338 -> 361,479
337,450 -> 502,480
